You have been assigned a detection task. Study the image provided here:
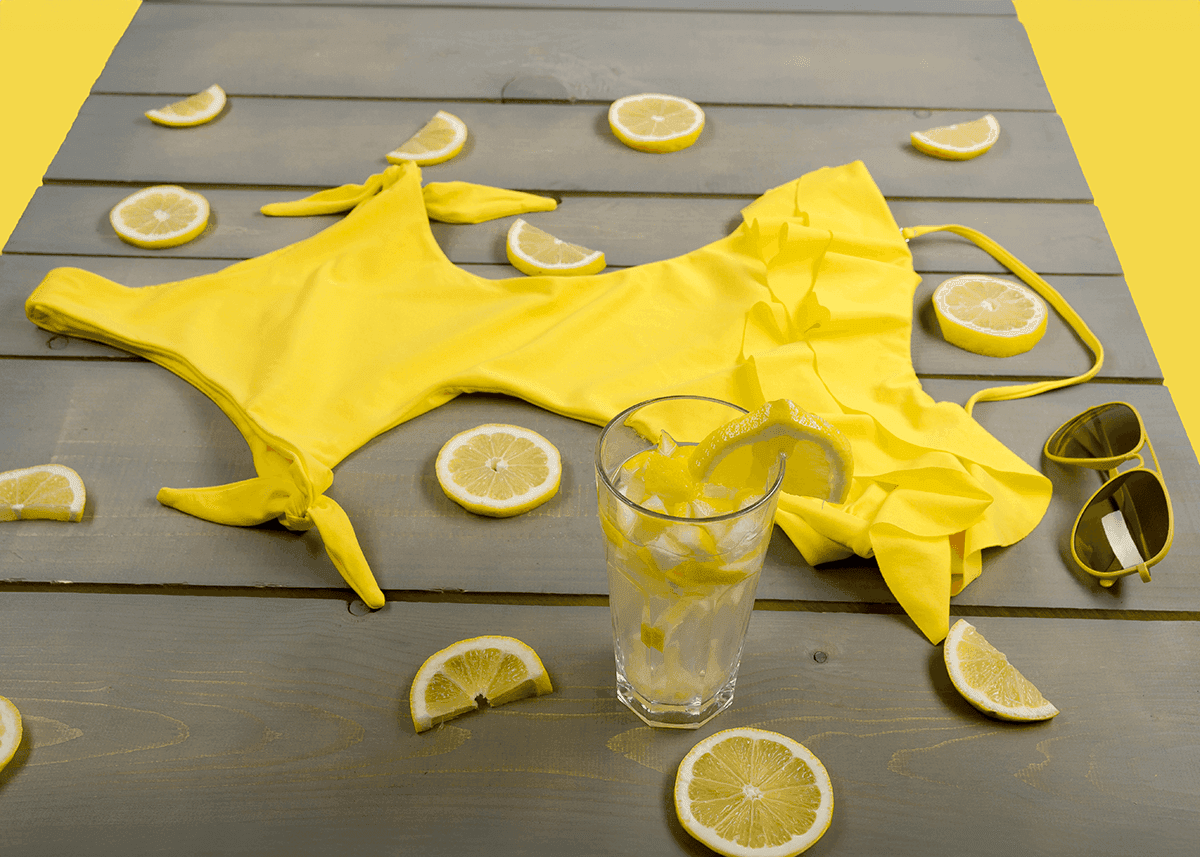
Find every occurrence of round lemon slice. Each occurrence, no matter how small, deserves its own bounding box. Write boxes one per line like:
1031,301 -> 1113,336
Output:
386,110 -> 468,166
109,185 -> 210,249
506,218 -> 606,277
933,274 -> 1048,357
144,84 -> 226,127
608,93 -> 705,154
409,636 -> 553,732
944,619 -> 1059,722
689,399 -> 854,504
675,727 -> 834,857
911,113 -> 1000,160
435,423 -> 562,517
0,463 -> 86,523
0,696 -> 21,772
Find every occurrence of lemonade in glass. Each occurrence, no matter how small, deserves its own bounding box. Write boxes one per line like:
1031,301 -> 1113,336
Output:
595,396 -> 786,728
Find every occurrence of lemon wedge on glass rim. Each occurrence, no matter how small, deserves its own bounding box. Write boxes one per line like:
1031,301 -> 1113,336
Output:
690,398 -> 854,504
1,463 -> 86,522
409,636 -> 553,732
506,218 -> 606,277
435,423 -> 561,517
109,185 -> 210,249
933,274 -> 1048,357
675,727 -> 834,857
911,113 -> 1000,160
620,399 -> 853,525
608,93 -> 705,153
944,619 -> 1059,722
144,84 -> 226,127
386,110 -> 468,166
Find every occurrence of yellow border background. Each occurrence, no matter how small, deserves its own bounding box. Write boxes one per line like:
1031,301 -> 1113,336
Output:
2,0 -> 1198,456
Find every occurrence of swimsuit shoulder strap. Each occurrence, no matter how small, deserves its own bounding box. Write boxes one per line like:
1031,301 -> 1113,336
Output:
903,223 -> 1105,416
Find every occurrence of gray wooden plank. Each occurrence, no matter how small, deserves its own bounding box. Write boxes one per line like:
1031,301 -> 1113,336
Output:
44,98 -> 1089,201
144,0 -> 1016,12
97,4 -> 1046,109
1,253 -> 1157,381
0,596 -> 1196,855
6,186 -> 1121,276
2,363 -> 1196,617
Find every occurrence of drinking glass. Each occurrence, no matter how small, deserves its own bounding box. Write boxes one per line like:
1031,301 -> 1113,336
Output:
595,396 -> 784,728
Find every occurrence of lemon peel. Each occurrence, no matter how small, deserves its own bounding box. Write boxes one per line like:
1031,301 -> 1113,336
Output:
933,274 -> 1048,357
911,113 -> 1000,160
145,84 -> 226,127
608,93 -> 705,154
409,636 -> 553,732
944,619 -> 1059,722
675,727 -> 834,857
386,110 -> 468,166
435,423 -> 561,517
690,399 -> 854,504
109,185 -> 210,249
0,696 -> 21,772
506,218 -> 605,276
0,463 -> 86,523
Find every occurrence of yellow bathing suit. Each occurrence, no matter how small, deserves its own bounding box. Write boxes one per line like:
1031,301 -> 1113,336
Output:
27,160 -> 1097,643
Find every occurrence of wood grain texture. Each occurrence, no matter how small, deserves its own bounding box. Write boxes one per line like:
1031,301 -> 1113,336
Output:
6,186 -> 1121,276
0,596 -> 1196,855
44,98 -> 1087,201
3,363 -> 1197,617
100,4 -> 1044,109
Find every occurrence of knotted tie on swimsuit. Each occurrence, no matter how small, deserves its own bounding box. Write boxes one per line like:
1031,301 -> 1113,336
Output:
26,160 -> 1101,643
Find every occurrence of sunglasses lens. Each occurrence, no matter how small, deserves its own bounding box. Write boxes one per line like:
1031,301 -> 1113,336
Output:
1048,403 -> 1142,461
1073,470 -> 1170,573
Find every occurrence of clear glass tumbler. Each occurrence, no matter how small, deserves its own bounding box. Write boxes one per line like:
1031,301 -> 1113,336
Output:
595,396 -> 784,728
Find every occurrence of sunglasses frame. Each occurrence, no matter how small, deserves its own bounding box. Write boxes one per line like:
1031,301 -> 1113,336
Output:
1044,401 -> 1174,587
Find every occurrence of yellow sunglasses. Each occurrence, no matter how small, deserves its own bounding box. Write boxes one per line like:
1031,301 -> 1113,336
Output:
1044,402 -> 1174,586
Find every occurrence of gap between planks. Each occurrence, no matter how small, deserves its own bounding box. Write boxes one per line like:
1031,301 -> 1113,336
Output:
0,581 -> 1195,623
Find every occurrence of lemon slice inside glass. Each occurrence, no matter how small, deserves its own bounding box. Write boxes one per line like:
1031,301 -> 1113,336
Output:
409,636 -> 553,732
506,218 -> 606,277
933,274 -> 1048,357
109,185 -> 210,249
144,84 -> 226,127
386,110 -> 468,166
944,619 -> 1059,722
0,463 -> 86,523
0,696 -> 22,772
675,727 -> 834,857
608,93 -> 705,153
911,113 -> 1000,160
435,423 -> 562,517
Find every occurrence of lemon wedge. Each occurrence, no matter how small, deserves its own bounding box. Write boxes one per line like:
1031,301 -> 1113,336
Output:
109,185 -> 210,249
144,84 -> 226,127
410,636 -> 553,732
0,696 -> 21,772
386,110 -> 468,166
608,93 -> 705,153
944,619 -> 1059,722
911,113 -> 1000,160
0,464 -> 86,523
690,399 -> 854,504
675,727 -> 834,857
933,274 -> 1048,357
435,423 -> 561,517
506,218 -> 606,277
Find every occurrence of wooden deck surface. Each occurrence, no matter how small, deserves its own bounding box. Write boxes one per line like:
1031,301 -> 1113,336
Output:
2,1 -> 1197,854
